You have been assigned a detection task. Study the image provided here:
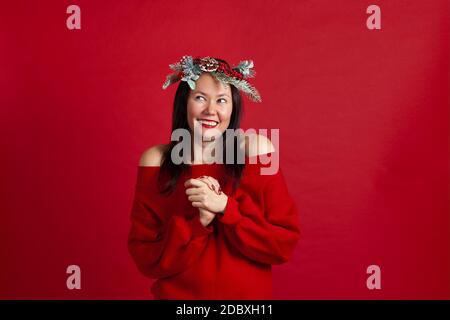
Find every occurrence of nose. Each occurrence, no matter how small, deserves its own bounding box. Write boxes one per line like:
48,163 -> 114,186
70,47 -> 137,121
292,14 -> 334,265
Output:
204,101 -> 217,115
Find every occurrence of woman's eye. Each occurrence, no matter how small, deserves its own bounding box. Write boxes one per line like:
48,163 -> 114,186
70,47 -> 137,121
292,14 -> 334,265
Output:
195,96 -> 227,103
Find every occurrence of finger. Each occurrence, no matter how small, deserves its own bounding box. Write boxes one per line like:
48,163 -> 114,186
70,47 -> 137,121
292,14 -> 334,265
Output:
206,177 -> 220,190
184,179 -> 198,188
201,175 -> 219,188
198,176 -> 219,192
192,201 -> 206,209
206,176 -> 219,185
188,195 -> 204,202
197,175 -> 212,186
202,176 -> 213,186
197,175 -> 214,182
184,178 -> 205,188
205,178 -> 217,193
200,176 -> 220,194
197,178 -> 213,189
185,187 -> 201,195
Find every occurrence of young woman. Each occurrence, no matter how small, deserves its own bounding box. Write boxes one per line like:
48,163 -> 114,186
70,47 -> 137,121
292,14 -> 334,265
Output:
128,56 -> 300,299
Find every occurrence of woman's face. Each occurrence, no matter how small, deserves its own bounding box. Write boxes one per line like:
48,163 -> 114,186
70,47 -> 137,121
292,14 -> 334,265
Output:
186,73 -> 233,140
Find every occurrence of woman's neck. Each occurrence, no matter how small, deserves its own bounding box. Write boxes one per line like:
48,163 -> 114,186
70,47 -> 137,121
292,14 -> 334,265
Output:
189,138 -> 221,164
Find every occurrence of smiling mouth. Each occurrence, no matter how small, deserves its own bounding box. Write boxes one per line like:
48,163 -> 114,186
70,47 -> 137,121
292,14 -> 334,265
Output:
197,119 -> 219,128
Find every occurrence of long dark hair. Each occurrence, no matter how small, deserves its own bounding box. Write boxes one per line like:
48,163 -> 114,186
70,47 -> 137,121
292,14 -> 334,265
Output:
158,60 -> 245,195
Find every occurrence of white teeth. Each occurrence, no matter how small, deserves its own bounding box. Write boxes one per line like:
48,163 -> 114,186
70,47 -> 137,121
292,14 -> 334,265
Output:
198,120 -> 218,126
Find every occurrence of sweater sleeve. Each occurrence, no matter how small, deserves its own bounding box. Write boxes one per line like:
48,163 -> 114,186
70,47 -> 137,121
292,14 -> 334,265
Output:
217,166 -> 300,265
127,184 -> 213,279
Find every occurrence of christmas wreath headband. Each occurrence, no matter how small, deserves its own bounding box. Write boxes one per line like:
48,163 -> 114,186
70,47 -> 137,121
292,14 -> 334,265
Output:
162,56 -> 262,102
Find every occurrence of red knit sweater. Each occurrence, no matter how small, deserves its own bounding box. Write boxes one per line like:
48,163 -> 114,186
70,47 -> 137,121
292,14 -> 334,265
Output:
127,157 -> 300,300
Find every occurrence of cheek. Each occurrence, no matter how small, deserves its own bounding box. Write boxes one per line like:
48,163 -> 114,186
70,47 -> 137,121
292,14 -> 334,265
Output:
187,102 -> 200,121
219,107 -> 233,125
186,107 -> 196,131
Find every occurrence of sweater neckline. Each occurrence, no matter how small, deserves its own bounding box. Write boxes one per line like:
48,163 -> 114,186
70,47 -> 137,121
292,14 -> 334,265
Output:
137,152 -> 276,170
138,162 -> 223,169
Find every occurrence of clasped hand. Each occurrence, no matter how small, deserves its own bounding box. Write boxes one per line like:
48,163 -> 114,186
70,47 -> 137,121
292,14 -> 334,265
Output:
184,176 -> 228,227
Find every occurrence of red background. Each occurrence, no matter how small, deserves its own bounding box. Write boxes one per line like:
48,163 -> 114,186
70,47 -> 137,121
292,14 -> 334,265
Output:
0,0 -> 448,299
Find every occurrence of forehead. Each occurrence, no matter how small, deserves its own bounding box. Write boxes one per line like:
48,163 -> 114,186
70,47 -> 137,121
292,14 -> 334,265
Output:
193,73 -> 231,95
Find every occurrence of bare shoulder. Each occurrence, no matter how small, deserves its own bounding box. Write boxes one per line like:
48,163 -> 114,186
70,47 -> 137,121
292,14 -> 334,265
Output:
244,133 -> 275,157
139,144 -> 169,166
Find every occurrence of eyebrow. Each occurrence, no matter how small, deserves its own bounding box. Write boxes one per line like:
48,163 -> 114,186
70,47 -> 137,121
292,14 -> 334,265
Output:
194,91 -> 230,98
